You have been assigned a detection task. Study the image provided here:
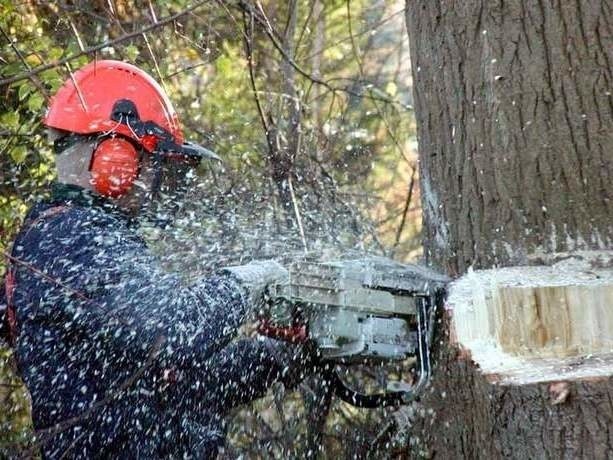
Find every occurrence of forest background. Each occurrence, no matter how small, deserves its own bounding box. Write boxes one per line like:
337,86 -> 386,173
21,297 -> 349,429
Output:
0,0 -> 420,457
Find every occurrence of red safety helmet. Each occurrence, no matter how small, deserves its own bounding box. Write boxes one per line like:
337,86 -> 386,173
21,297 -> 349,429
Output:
44,60 -> 218,197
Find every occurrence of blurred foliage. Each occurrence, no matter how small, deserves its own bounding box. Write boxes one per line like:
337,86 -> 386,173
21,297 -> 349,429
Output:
0,0 -> 419,457
0,345 -> 34,457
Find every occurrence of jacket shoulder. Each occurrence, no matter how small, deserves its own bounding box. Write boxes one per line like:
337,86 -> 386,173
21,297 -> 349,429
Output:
15,204 -> 138,256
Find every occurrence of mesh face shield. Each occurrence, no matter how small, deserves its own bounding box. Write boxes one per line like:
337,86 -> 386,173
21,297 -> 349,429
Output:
157,156 -> 200,200
145,155 -> 203,223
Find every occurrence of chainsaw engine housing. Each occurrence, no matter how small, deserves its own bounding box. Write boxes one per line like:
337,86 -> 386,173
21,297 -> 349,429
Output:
268,257 -> 447,363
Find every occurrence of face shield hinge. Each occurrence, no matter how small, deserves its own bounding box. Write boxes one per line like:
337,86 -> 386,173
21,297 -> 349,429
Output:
110,99 -> 140,126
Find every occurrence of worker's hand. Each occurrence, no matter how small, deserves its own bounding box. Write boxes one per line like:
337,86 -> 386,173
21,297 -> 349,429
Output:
221,260 -> 288,307
262,338 -> 323,390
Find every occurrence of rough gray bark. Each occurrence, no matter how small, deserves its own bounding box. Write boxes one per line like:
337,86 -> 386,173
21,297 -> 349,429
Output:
409,334 -> 613,460
407,0 -> 613,276
404,1 -> 613,458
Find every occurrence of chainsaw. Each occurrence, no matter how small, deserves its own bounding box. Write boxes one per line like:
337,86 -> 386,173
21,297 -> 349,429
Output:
258,256 -> 449,408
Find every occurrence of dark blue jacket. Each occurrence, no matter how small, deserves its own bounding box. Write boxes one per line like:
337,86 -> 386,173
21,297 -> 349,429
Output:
5,184 -> 306,459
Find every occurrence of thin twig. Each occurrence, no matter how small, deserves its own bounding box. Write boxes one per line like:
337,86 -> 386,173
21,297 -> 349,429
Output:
64,62 -> 88,112
294,0 -> 317,56
392,167 -> 417,251
68,18 -> 86,52
242,9 -> 275,158
376,204 -> 420,228
142,32 -> 167,93
287,177 -> 308,253
147,0 -> 159,22
165,62 -> 208,79
300,9 -> 405,62
346,0 -> 412,164
141,2 -> 168,93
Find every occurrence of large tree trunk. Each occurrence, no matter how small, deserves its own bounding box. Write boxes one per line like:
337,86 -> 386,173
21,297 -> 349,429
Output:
405,1 -> 613,458
407,0 -> 613,276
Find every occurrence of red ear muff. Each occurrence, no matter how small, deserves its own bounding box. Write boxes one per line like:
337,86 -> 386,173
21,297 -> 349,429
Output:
90,138 -> 139,198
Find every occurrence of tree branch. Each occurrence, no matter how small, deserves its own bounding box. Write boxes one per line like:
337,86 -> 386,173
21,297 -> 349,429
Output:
346,0 -> 412,164
0,0 -> 209,88
0,26 -> 50,100
288,177 -> 308,253
234,1 -> 411,109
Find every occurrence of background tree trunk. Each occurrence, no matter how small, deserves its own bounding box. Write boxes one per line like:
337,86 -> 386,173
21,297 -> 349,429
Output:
405,1 -> 613,458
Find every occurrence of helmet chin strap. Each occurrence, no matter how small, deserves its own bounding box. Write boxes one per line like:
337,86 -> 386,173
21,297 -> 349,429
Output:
150,150 -> 164,198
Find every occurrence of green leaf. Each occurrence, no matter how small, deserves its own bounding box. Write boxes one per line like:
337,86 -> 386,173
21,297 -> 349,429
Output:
2,62 -> 21,78
216,54 -> 232,77
10,145 -> 27,164
66,42 -> 81,56
39,68 -> 60,84
48,47 -> 64,60
385,81 -> 397,97
27,93 -> 44,112
18,83 -> 31,101
39,68 -> 62,92
0,111 -> 19,129
124,45 -> 139,61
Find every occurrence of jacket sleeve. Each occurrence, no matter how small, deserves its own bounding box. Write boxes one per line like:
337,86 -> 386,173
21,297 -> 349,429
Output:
96,251 -> 250,365
14,206 -> 251,366
182,337 -> 320,415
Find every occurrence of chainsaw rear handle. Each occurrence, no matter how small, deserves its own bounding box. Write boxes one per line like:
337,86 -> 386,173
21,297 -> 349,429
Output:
326,296 -> 436,408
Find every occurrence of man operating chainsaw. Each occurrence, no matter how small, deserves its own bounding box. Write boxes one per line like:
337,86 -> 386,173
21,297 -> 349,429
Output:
1,60 -> 318,458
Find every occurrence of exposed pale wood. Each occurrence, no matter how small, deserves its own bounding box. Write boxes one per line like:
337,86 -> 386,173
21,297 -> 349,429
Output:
448,251 -> 613,384
495,284 -> 613,358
